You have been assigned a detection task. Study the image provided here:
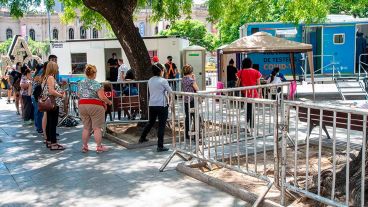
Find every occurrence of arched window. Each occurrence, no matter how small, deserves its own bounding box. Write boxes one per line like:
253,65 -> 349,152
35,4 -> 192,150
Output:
52,29 -> 58,40
80,26 -> 86,39
92,28 -> 98,39
69,28 -> 74,40
6,29 -> 12,39
29,29 -> 35,40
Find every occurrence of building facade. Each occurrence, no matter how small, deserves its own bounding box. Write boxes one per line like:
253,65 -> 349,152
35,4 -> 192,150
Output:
0,4 -> 213,43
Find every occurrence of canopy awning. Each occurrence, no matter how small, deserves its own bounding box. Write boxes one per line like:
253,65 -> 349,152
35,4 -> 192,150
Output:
219,32 -> 313,54
218,31 -> 315,100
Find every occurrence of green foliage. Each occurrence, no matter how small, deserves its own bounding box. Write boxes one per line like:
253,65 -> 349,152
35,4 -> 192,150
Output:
208,0 -> 330,44
160,20 -> 220,51
28,39 -> 50,57
0,39 -> 12,55
2,0 -> 366,51
58,0 -> 107,30
329,0 -> 368,17
0,38 -> 49,56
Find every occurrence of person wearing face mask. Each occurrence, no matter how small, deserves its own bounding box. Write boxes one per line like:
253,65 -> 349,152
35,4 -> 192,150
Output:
139,63 -> 172,152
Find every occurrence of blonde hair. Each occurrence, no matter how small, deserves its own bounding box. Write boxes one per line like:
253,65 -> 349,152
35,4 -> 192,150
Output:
43,61 -> 59,79
85,64 -> 97,79
182,64 -> 193,75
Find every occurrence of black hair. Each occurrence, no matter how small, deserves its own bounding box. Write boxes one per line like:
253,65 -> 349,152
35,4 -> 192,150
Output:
167,56 -> 172,60
270,70 -> 277,83
273,67 -> 280,73
152,63 -> 164,76
21,65 -> 28,75
48,54 -> 57,61
112,52 -> 117,56
242,58 -> 252,69
24,68 -> 31,76
35,64 -> 43,76
229,59 -> 234,65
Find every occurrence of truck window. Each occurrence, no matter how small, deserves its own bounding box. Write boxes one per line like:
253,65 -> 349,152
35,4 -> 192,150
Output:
251,28 -> 259,34
333,34 -> 345,44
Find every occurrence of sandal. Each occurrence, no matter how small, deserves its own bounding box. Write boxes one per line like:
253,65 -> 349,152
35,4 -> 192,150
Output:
46,141 -> 51,148
50,144 -> 65,151
96,145 -> 108,153
82,145 -> 89,153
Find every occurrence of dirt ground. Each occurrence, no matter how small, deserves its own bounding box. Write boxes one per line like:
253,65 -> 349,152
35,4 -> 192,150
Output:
192,144 -> 359,206
106,123 -> 176,144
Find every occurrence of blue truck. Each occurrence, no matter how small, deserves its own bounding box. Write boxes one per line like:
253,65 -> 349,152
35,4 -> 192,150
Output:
237,15 -> 368,79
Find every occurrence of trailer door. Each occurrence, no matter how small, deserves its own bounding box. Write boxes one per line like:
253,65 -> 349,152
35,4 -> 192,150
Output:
323,25 -> 355,75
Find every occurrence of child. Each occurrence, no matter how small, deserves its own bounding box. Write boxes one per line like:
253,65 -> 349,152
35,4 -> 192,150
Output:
20,69 -> 34,124
103,83 -> 118,121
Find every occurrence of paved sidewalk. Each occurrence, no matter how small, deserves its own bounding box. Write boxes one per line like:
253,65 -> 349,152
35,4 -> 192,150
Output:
0,99 -> 246,207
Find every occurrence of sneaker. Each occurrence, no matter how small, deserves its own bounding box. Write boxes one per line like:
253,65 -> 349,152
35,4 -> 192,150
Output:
157,147 -> 169,152
37,129 -> 43,134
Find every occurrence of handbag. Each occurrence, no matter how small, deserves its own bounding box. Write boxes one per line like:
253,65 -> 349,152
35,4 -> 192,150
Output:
235,70 -> 243,87
38,77 -> 56,112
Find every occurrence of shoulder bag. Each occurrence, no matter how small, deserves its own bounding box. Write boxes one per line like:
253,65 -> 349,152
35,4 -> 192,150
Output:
38,77 -> 56,112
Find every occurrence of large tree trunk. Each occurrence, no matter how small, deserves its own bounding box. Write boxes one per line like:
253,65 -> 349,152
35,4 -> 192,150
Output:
301,141 -> 368,206
82,0 -> 152,120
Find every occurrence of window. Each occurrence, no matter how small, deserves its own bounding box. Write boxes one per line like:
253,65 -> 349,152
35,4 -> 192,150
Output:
71,53 -> 87,74
154,26 -> 158,35
29,29 -> 35,40
68,28 -> 74,40
251,28 -> 259,34
6,29 -> 12,39
92,28 -> 98,39
52,29 -> 58,40
80,26 -> 86,39
276,28 -> 297,38
334,34 -> 345,44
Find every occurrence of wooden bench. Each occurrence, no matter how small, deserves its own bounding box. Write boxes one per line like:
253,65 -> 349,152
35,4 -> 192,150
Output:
113,96 -> 140,119
298,107 -> 367,139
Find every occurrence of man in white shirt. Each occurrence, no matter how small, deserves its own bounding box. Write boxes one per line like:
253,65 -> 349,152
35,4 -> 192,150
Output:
117,59 -> 129,82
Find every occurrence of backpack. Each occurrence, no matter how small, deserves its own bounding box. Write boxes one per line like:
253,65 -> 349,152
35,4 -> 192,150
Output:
59,116 -> 79,127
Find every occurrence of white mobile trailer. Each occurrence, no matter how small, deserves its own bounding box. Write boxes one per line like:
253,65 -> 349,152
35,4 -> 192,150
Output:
50,36 -> 190,82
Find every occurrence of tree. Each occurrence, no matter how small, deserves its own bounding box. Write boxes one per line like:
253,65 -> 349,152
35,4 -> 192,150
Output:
208,0 -> 331,44
0,39 -> 12,55
1,0 -> 335,118
0,38 -> 49,57
329,0 -> 368,17
160,20 -> 220,51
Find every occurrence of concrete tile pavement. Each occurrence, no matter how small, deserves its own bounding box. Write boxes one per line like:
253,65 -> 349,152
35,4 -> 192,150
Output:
0,99 -> 248,207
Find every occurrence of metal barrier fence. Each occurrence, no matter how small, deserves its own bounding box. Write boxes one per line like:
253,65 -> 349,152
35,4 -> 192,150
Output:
59,79 -> 182,127
160,89 -> 282,206
200,82 -> 290,101
281,101 -> 368,207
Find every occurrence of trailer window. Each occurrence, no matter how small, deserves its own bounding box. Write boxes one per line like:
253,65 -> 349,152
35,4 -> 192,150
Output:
276,28 -> 297,38
71,53 -> 87,74
333,34 -> 345,44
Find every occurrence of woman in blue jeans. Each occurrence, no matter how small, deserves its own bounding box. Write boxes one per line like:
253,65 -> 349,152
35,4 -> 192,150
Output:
139,63 -> 172,152
32,65 -> 44,133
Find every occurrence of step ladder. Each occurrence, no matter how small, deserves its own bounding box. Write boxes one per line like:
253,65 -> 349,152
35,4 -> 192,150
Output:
335,77 -> 368,100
